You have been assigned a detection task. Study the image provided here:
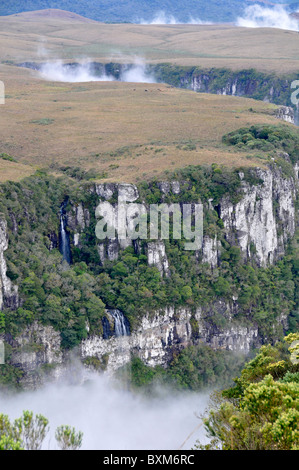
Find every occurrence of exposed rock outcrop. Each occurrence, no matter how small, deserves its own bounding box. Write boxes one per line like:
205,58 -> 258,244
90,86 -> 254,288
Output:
66,157 -> 298,270
2,299 -> 273,385
188,73 -> 295,123
67,202 -> 90,248
93,183 -> 172,272
6,160 -> 293,386
3,300 -> 262,386
147,240 -> 170,277
48,231 -> 59,250
157,181 -> 181,194
8,321 -> 64,388
0,218 -> 18,311
201,235 -> 220,268
81,304 -> 260,374
177,68 -> 298,120
220,166 -> 297,266
275,106 -> 295,124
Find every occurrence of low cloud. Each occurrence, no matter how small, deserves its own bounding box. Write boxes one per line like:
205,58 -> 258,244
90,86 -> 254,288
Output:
236,5 -> 299,31
138,11 -> 211,25
120,60 -> 157,83
0,371 -> 210,450
39,61 -> 114,83
36,59 -> 157,84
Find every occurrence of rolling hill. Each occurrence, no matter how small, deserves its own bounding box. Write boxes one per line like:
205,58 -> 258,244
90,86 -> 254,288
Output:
9,8 -> 98,23
1,13 -> 299,72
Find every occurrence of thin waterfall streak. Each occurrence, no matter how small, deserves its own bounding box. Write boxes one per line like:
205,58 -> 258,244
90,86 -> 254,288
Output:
59,205 -> 71,264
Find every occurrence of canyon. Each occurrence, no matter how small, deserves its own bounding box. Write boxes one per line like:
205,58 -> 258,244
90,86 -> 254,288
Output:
1,154 -> 297,388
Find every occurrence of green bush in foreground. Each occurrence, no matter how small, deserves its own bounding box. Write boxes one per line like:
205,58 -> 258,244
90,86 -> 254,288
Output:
196,333 -> 299,450
0,411 -> 83,450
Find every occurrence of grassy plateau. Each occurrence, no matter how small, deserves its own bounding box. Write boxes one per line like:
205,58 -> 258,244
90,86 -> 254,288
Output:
0,10 -> 298,183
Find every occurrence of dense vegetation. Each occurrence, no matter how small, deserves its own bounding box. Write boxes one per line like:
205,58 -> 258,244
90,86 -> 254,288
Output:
118,344 -> 248,392
222,124 -> 299,165
0,0 -> 258,23
0,124 -> 298,390
0,153 -> 17,163
196,333 -> 299,450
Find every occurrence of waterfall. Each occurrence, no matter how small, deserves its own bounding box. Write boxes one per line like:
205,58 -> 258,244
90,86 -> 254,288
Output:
109,309 -> 130,337
59,204 -> 71,264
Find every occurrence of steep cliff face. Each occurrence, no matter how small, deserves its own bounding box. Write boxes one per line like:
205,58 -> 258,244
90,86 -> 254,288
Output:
191,76 -> 295,123
275,106 -> 295,124
201,235 -> 220,269
66,202 -> 90,248
8,321 -> 64,388
66,160 -> 298,270
220,166 -> 297,266
5,301 -> 260,386
1,156 -> 297,387
147,241 -> 170,277
81,303 -> 260,374
176,68 -> 298,119
0,218 -> 18,311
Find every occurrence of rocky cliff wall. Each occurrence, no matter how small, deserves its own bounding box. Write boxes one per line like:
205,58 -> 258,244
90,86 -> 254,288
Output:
8,302 -> 260,387
220,165 -> 298,266
1,158 -> 298,388
7,321 -> 64,388
66,160 -> 298,270
174,68 -> 298,121
0,218 -> 19,311
80,303 -> 260,375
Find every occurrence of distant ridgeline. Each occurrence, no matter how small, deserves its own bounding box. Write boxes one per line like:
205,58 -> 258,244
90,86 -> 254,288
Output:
0,1 -> 262,23
0,124 -> 298,390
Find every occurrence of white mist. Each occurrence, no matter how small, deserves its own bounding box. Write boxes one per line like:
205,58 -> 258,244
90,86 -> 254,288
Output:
37,59 -> 157,84
0,372 -> 210,450
236,5 -> 299,31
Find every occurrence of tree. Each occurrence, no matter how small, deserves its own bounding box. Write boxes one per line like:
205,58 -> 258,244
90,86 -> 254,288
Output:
14,411 -> 49,450
213,277 -> 230,296
55,425 -> 83,450
196,333 -> 299,450
0,435 -> 24,450
0,413 -> 24,450
0,411 -> 83,450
